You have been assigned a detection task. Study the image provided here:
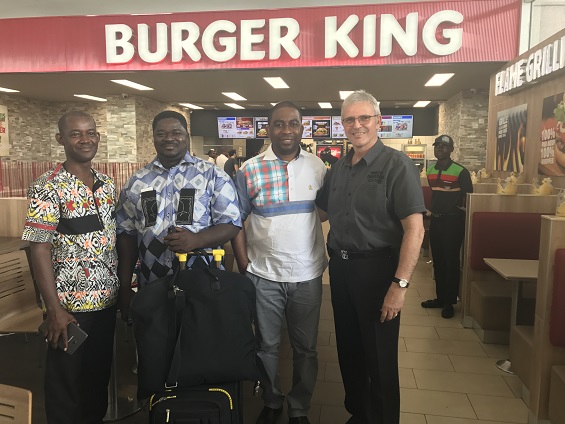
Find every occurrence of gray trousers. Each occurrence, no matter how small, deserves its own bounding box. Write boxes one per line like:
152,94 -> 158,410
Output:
247,272 -> 322,417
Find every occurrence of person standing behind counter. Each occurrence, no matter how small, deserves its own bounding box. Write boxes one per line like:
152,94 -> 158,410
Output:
316,90 -> 425,424
23,111 -> 120,424
421,135 -> 473,319
115,110 -> 241,320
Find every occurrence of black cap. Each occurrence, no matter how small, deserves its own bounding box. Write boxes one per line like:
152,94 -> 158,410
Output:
433,135 -> 454,146
207,149 -> 216,155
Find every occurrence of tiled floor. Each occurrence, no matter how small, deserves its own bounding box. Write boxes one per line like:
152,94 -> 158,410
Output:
0,253 -> 529,424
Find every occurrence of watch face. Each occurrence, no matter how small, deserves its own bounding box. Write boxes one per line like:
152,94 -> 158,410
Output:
398,279 -> 409,288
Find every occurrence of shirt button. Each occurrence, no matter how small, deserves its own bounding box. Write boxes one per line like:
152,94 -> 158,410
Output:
345,212 -> 349,216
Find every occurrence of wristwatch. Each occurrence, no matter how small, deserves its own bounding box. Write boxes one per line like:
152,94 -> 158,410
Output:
392,277 -> 410,288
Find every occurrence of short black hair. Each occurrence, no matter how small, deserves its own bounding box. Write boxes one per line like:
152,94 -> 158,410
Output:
268,101 -> 302,124
228,149 -> 237,156
58,111 -> 95,133
152,110 -> 188,132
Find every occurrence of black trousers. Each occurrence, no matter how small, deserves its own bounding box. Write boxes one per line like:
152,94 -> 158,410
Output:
429,214 -> 465,305
329,251 -> 400,424
45,305 -> 117,424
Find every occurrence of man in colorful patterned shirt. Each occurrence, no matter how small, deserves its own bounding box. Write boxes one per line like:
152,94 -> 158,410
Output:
22,111 -> 119,424
232,102 -> 327,424
421,134 -> 473,319
116,110 -> 241,318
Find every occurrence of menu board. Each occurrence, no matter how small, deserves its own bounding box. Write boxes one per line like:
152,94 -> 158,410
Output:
217,117 -> 255,138
378,115 -> 413,139
236,117 -> 255,138
312,117 -> 331,138
331,116 -> 345,138
254,117 -> 269,139
302,117 -> 313,138
218,117 -> 236,138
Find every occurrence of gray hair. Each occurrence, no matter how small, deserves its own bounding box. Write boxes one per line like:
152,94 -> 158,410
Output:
341,90 -> 381,118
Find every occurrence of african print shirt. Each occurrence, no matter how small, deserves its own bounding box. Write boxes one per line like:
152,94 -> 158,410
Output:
22,164 -> 119,312
116,152 -> 241,286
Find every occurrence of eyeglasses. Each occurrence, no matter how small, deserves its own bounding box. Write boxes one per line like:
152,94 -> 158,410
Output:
341,115 -> 378,126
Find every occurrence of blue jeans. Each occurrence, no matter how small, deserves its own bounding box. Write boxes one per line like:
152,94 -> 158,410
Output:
247,272 -> 322,418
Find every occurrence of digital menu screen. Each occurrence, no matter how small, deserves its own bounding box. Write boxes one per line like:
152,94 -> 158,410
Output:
302,117 -> 313,139
236,117 -> 255,138
311,116 -> 331,138
218,117 -> 236,138
254,117 -> 269,139
332,116 -> 345,138
378,115 -> 413,139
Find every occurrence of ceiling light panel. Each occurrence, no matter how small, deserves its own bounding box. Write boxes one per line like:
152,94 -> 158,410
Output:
0,87 -> 20,93
74,94 -> 107,102
425,73 -> 454,87
339,91 -> 354,100
179,103 -> 204,110
413,101 -> 431,107
264,77 -> 289,89
319,102 -> 332,109
222,92 -> 247,101
225,103 -> 245,109
110,79 -> 154,90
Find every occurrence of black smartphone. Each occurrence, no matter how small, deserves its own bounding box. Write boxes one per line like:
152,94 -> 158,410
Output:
38,321 -> 88,355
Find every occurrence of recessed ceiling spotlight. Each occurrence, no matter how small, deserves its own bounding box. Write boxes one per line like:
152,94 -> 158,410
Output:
179,103 -> 204,110
339,91 -> 354,100
264,77 -> 289,89
111,79 -> 154,91
413,101 -> 431,107
225,103 -> 245,109
222,92 -> 247,101
74,94 -> 107,102
425,73 -> 454,87
0,86 -> 20,93
319,102 -> 332,109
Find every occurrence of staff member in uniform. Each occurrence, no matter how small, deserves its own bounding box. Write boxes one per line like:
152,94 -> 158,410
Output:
421,135 -> 473,318
316,90 -> 425,424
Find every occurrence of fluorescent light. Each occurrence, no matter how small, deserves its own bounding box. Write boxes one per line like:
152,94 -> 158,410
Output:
110,79 -> 154,91
264,77 -> 289,89
270,103 -> 278,106
425,73 -> 454,87
319,102 -> 333,109
222,92 -> 247,101
179,103 -> 204,110
0,87 -> 20,93
225,103 -> 245,109
413,101 -> 431,107
339,91 -> 354,100
74,94 -> 107,102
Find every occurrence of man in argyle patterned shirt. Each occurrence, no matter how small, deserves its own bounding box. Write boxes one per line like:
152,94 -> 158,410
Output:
116,110 -> 241,321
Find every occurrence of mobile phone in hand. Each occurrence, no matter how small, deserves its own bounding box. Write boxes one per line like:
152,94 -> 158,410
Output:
38,321 -> 88,355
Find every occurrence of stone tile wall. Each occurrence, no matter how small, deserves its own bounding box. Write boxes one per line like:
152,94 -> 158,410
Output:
438,89 -> 489,171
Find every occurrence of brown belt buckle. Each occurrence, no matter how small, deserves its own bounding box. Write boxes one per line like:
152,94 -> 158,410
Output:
340,250 -> 349,260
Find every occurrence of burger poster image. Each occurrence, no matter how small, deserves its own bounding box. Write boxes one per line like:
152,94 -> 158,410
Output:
254,117 -> 269,139
495,104 -> 527,172
0,105 -> 9,157
539,92 -> 565,176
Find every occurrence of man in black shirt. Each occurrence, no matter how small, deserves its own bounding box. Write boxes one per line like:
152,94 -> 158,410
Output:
223,149 -> 238,178
421,135 -> 473,318
316,90 -> 425,424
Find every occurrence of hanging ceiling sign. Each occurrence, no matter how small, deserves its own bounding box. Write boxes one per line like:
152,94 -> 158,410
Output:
0,0 -> 521,73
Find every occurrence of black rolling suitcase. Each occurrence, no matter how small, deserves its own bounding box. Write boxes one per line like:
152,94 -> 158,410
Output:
149,381 -> 243,424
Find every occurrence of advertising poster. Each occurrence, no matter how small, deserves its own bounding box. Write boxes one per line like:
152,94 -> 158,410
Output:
494,104 -> 527,172
218,117 -> 236,138
254,117 -> 268,139
378,115 -> 413,139
331,116 -> 345,138
316,144 -> 342,169
0,105 -> 9,157
539,92 -> 565,176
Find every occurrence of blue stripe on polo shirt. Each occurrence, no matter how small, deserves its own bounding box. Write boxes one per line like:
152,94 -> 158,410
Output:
254,200 -> 315,217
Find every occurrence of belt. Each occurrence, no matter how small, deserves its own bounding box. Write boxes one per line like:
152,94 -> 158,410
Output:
431,212 -> 463,218
329,246 -> 392,260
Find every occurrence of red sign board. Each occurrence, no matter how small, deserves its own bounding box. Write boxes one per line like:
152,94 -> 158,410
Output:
0,1 -> 521,73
